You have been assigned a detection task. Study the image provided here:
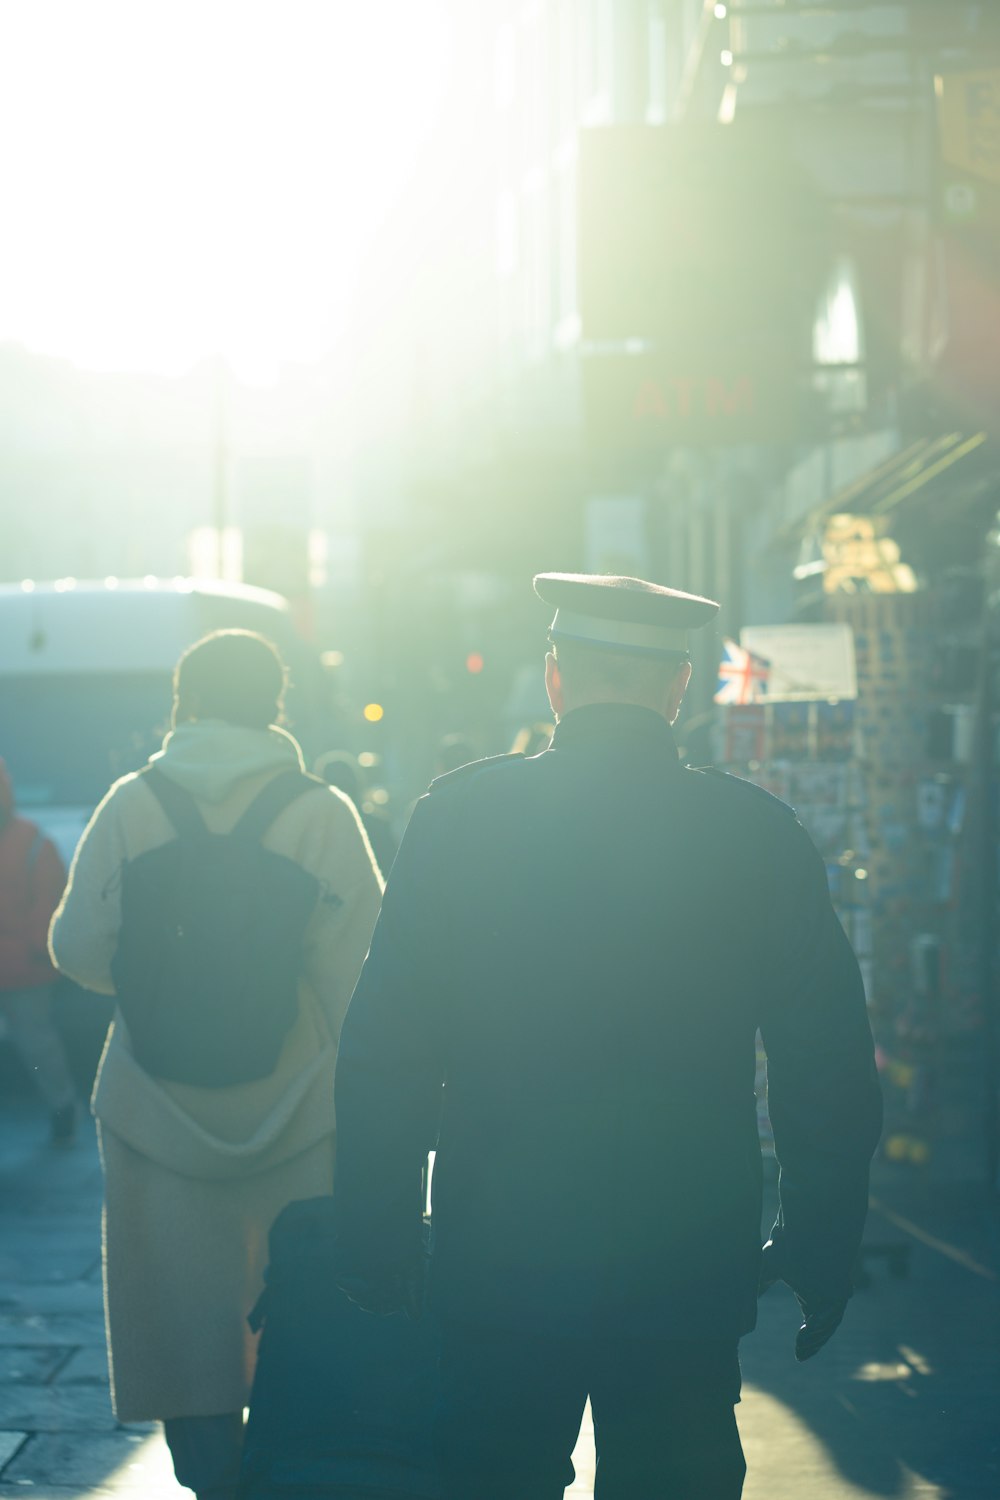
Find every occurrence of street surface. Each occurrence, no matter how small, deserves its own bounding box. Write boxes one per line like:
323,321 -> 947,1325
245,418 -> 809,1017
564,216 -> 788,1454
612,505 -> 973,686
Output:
1,1099 -> 997,1499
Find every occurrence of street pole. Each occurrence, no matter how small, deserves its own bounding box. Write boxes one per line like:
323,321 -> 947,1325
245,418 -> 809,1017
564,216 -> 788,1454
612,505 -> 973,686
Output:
979,538 -> 1000,1195
213,358 -> 228,579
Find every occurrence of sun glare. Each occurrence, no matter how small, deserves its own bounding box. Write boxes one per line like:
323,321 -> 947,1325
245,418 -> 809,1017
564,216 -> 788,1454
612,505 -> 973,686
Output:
0,0 -> 450,381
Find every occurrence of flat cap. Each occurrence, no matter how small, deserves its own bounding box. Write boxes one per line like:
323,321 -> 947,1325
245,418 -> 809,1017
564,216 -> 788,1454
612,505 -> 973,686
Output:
534,572 -> 719,658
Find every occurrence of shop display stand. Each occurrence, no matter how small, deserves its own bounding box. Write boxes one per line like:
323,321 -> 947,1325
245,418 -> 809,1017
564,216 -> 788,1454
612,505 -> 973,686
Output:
714,587 -> 988,1184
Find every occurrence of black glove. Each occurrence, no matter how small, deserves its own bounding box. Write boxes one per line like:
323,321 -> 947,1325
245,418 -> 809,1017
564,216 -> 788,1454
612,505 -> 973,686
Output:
758,1238 -> 847,1362
336,1255 -> 426,1321
792,1294 -> 846,1362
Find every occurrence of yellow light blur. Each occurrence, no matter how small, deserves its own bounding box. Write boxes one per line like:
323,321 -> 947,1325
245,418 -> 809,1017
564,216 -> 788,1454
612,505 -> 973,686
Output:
363,703 -> 385,723
852,1360 -> 915,1382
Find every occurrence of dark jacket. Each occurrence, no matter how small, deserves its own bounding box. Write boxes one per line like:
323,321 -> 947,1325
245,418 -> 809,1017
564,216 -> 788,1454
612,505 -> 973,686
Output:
333,703 -> 882,1339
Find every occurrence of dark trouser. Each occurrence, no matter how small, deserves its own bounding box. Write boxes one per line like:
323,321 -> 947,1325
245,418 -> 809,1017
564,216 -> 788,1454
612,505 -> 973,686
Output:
434,1327 -> 745,1500
1,987 -> 76,1111
163,1412 -> 244,1500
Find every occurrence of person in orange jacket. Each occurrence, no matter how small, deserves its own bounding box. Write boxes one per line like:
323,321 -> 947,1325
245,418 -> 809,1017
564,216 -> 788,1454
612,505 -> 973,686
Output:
0,759 -> 77,1142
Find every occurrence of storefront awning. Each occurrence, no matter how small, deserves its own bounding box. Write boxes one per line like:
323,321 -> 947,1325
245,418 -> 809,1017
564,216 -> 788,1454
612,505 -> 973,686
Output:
816,430 -> 989,523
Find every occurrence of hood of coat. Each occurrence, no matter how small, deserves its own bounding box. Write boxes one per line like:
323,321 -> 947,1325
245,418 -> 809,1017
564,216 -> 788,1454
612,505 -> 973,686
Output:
147,721 -> 306,804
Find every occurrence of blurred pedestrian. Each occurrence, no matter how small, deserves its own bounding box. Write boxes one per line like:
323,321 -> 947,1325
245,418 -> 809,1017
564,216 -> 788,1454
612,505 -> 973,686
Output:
332,573 -> 883,1500
434,733 -> 477,777
398,733 -> 483,837
314,750 -> 398,877
49,630 -> 382,1500
509,721 -> 553,757
0,759 -> 77,1143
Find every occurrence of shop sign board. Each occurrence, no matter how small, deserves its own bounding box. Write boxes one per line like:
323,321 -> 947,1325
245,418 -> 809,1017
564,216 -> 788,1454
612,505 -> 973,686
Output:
577,123 -> 827,345
584,495 -> 650,577
740,622 -> 857,702
581,350 -> 808,448
577,123 -> 828,446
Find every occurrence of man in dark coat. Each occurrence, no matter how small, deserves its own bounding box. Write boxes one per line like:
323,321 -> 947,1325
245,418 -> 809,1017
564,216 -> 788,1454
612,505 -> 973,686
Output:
332,573 -> 883,1500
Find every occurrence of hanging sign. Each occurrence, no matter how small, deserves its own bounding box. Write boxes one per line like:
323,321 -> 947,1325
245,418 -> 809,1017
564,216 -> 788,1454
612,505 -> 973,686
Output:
740,623 -> 857,702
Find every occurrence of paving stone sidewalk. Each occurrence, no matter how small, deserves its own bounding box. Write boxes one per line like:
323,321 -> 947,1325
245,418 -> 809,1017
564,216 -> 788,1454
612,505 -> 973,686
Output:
0,1106 -> 177,1498
2,1099 -> 999,1498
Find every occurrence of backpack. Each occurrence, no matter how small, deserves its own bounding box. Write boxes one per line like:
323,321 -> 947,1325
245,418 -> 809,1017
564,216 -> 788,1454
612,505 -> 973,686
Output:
110,766 -> 321,1087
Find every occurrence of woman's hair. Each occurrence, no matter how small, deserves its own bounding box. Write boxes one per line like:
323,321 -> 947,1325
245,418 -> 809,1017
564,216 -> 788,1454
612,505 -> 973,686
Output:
172,630 -> 287,730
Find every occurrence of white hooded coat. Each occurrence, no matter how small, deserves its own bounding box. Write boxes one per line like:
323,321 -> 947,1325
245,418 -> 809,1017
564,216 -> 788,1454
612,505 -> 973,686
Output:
49,721 -> 383,1422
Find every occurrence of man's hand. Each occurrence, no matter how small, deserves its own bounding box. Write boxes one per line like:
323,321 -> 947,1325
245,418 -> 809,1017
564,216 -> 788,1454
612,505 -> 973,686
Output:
758,1238 -> 847,1361
793,1295 -> 846,1362
336,1256 -> 426,1320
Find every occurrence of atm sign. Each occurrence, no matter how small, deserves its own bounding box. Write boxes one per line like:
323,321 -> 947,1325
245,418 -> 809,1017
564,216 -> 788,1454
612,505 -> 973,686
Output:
583,356 -> 805,447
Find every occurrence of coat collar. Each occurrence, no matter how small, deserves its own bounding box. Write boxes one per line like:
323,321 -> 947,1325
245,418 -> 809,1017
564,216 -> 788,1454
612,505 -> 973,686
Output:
550,703 -> 681,762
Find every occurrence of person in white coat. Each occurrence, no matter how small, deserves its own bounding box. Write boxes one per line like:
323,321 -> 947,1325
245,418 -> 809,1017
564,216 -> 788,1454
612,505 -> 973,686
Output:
49,630 -> 383,1500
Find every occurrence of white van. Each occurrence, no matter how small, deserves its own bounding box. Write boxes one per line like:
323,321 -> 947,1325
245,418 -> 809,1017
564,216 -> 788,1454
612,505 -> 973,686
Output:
1,577 -> 333,866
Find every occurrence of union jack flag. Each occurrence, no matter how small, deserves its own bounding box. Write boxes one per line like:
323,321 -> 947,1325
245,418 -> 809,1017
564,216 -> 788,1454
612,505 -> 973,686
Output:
715,639 -> 770,705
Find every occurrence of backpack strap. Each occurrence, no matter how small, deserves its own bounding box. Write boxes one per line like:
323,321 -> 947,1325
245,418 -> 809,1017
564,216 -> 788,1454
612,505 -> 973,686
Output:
140,766 -> 209,838
231,770 -> 321,844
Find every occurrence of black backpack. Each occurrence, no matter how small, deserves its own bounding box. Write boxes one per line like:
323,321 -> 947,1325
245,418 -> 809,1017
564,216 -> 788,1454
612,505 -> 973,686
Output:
111,766 -> 321,1087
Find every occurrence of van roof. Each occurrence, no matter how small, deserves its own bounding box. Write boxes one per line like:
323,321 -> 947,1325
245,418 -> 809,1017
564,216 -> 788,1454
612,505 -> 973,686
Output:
0,578 -> 297,674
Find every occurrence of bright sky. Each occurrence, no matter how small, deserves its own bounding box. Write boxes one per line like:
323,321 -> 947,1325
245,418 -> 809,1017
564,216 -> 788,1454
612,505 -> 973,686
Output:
0,0 -> 450,381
